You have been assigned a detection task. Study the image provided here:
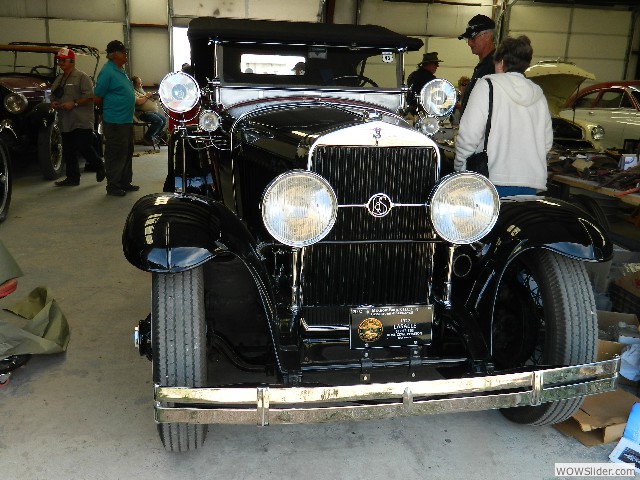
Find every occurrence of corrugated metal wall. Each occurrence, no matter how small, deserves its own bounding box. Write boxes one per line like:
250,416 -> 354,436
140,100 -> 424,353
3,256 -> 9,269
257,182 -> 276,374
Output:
0,0 -> 636,87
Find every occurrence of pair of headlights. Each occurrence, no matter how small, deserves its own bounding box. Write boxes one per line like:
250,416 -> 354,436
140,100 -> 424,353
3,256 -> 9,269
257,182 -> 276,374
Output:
261,170 -> 499,247
158,71 -> 220,132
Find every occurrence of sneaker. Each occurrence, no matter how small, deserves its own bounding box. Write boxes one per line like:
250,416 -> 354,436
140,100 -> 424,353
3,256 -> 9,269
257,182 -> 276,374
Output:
142,138 -> 155,147
96,161 -> 106,183
122,184 -> 140,192
54,178 -> 80,187
106,188 -> 126,197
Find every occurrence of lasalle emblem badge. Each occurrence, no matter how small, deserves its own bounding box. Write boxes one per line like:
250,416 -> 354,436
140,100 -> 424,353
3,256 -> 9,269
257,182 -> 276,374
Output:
358,317 -> 383,343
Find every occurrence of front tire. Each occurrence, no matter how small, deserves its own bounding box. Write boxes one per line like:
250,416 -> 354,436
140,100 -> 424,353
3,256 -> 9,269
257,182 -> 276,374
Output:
492,250 -> 597,426
152,267 -> 208,451
37,122 -> 63,180
0,142 -> 11,223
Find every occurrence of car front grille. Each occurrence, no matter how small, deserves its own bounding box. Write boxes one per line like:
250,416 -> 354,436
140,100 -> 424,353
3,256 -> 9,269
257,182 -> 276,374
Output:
302,145 -> 438,324
312,145 -> 437,241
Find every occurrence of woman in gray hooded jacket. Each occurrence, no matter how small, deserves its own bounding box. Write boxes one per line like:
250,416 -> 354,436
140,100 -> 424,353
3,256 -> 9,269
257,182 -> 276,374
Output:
454,35 -> 553,197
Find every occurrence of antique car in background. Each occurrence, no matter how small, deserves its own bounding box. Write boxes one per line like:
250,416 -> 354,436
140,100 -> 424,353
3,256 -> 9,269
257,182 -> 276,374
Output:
560,80 -> 640,152
526,60 -> 604,153
0,42 -> 99,179
122,17 -> 618,452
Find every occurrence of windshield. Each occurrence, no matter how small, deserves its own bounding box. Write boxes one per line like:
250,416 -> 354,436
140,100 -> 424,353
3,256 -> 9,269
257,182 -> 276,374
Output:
222,43 -> 401,89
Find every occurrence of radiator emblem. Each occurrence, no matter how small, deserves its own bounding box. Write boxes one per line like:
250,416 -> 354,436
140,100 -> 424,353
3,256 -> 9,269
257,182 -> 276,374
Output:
358,318 -> 383,343
366,193 -> 393,218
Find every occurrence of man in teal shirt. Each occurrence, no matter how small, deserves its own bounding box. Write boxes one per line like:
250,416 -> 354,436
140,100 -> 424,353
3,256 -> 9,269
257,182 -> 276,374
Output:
94,40 -> 137,196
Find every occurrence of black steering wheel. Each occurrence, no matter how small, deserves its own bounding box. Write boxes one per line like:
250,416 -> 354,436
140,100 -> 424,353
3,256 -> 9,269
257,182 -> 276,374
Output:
331,75 -> 378,88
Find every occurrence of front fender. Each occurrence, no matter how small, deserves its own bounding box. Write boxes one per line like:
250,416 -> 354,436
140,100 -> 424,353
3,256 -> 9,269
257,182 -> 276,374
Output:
122,193 -> 258,273
465,195 -> 612,313
29,103 -> 56,127
483,195 -> 613,264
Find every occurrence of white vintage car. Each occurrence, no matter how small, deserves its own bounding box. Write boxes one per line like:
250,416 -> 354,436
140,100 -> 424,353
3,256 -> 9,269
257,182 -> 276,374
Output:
559,80 -> 640,151
525,60 -> 605,152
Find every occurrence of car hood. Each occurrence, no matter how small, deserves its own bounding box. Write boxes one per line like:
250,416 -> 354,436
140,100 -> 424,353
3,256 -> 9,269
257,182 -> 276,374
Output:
525,61 -> 595,116
0,75 -> 50,99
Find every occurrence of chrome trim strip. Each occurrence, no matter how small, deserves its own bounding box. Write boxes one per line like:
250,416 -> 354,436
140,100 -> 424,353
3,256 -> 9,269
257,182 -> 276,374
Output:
154,358 -> 618,426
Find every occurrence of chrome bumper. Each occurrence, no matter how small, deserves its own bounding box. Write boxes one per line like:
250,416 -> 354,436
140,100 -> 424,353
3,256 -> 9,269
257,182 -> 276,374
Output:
155,357 -> 619,426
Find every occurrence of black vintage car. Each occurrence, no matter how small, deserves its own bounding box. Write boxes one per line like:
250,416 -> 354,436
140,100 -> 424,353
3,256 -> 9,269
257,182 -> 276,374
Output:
123,17 -> 618,452
0,42 -> 100,182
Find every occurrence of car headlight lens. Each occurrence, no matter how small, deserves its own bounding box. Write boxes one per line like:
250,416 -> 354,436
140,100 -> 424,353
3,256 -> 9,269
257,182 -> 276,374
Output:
430,172 -> 499,244
261,171 -> 338,247
4,93 -> 28,114
419,79 -> 456,117
198,110 -> 220,132
590,125 -> 605,141
158,71 -> 200,113
415,115 -> 440,136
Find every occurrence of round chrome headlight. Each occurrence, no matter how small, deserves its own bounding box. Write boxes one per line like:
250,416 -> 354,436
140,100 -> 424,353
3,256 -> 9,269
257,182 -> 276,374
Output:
430,172 -> 499,244
158,71 -> 200,113
261,171 -> 338,247
590,125 -> 605,141
4,93 -> 28,114
419,79 -> 456,117
415,115 -> 440,136
198,110 -> 220,132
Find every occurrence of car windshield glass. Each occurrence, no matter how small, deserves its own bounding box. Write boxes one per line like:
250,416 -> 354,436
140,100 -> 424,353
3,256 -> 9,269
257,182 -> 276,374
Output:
0,50 -> 56,75
575,92 -> 598,109
223,43 -> 399,88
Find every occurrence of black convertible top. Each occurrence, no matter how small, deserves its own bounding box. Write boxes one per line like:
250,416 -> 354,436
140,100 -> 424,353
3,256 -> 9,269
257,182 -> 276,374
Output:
188,17 -> 423,51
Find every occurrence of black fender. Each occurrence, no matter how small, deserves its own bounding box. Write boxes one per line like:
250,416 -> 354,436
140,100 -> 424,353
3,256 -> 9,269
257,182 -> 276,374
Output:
123,192 -> 286,372
123,192 -> 261,273
464,195 -> 612,323
29,103 -> 56,128
482,195 -> 612,264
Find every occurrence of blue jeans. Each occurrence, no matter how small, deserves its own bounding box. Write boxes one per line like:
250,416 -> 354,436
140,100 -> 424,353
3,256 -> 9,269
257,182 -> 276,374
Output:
139,112 -> 167,141
495,186 -> 536,198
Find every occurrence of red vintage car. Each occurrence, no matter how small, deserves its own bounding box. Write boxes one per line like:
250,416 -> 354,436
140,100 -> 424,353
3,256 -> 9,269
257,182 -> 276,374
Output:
0,43 -> 99,223
560,80 -> 640,151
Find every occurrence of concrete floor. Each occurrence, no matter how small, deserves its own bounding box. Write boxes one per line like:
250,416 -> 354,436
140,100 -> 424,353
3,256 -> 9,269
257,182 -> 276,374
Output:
0,147 -> 625,480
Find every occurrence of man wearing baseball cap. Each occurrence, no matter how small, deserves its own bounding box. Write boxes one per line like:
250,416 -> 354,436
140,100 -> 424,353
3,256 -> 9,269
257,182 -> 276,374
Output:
51,47 -> 106,187
94,40 -> 137,196
458,14 -> 496,115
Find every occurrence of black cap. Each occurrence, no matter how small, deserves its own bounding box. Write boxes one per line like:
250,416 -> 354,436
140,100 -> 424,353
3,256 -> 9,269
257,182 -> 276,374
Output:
458,14 -> 495,40
106,40 -> 126,54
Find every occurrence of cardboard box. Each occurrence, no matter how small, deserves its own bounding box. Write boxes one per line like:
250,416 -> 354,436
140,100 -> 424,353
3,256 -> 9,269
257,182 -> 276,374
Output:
598,339 -> 624,361
555,389 -> 640,446
598,310 -> 639,343
598,339 -> 638,386
598,310 -> 639,331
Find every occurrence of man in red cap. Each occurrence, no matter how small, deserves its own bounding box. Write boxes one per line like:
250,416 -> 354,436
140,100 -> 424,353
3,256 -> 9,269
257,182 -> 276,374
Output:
458,14 -> 496,115
51,47 -> 105,187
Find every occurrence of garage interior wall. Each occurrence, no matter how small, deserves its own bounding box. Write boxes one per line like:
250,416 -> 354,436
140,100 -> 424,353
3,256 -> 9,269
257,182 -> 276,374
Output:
0,0 -> 637,88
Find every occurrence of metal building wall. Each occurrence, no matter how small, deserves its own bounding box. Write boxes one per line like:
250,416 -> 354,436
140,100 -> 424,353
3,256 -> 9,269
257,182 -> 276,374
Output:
0,0 -> 636,88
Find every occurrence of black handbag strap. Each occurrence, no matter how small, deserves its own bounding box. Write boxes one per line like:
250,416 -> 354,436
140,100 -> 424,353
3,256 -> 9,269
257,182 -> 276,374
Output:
482,79 -> 493,152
